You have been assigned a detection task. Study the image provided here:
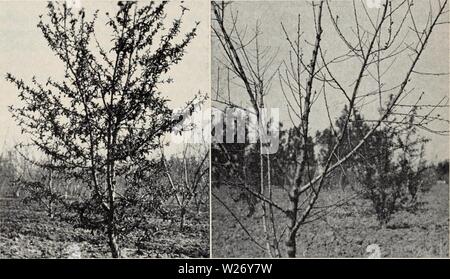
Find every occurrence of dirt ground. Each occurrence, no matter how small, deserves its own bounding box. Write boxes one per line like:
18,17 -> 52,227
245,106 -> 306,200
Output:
212,182 -> 449,258
0,198 -> 209,258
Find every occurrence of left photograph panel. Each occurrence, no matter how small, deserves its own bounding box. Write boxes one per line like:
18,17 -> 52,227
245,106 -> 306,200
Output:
0,0 -> 210,258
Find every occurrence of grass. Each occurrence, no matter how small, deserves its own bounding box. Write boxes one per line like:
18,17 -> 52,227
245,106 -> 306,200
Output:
212,182 -> 449,258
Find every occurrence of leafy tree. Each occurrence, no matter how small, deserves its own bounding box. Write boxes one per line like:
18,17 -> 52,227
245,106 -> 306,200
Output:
320,105 -> 431,227
6,1 -> 199,257
396,108 -> 430,204
20,160 -> 61,218
273,127 -> 317,190
316,106 -> 369,190
211,112 -> 262,216
436,160 -> 449,183
0,151 -> 19,197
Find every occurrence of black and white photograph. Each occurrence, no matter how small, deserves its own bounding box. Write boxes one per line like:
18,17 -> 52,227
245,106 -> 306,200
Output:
1,0 -> 449,264
211,0 -> 449,258
0,0 -> 210,258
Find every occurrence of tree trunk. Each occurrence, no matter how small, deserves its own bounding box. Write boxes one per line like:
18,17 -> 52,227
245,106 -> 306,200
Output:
286,189 -> 298,258
106,114 -> 120,258
107,221 -> 120,258
106,149 -> 120,258
180,207 -> 186,231
286,231 -> 297,258
106,167 -> 120,258
106,163 -> 120,258
48,166 -> 54,218
379,218 -> 388,230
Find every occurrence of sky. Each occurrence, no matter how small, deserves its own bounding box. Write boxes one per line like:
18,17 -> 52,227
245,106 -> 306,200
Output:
211,0 -> 449,162
0,0 -> 448,162
0,0 -> 210,156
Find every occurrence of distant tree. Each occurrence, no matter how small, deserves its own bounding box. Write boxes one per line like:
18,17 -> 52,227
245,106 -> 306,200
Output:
161,142 -> 209,230
20,159 -> 61,218
316,106 -> 369,190
351,105 -> 429,227
0,150 -> 19,197
436,160 -> 449,183
272,127 -> 317,190
6,1 -> 199,257
396,108 -> 430,204
317,103 -> 431,227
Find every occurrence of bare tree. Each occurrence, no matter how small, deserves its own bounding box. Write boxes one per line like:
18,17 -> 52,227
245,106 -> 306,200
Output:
161,141 -> 209,230
212,0 -> 448,257
212,0 -> 282,256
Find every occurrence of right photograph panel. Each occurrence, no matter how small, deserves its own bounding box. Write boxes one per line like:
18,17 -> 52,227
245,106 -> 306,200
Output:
211,0 -> 449,258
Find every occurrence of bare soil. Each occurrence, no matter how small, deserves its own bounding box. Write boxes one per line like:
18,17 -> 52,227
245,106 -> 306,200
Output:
212,183 -> 449,258
0,198 -> 209,258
